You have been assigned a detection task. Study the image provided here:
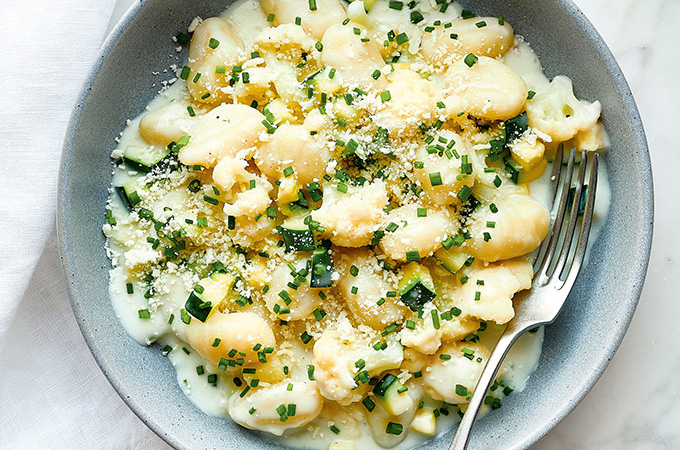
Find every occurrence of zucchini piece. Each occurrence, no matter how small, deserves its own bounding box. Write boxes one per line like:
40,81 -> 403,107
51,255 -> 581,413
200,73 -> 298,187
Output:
373,374 -> 413,416
434,247 -> 471,275
398,263 -> 436,311
115,181 -> 142,211
123,145 -> 170,172
185,291 -> 213,322
410,409 -> 437,436
184,272 -> 232,322
505,112 -> 528,143
503,156 -> 522,184
310,248 -> 334,288
279,217 -> 316,252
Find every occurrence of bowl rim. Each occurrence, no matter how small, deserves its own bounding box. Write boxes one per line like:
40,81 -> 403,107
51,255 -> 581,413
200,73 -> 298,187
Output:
57,0 -> 654,449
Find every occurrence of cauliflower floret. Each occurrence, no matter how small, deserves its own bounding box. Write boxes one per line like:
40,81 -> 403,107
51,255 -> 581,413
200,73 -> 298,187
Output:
526,75 -> 601,142
229,381 -> 323,435
178,104 -> 266,167
452,258 -> 533,324
380,204 -> 457,262
312,180 -> 388,247
212,157 -> 273,217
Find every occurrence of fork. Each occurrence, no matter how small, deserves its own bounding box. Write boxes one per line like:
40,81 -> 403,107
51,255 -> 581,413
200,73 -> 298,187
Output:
449,146 -> 599,450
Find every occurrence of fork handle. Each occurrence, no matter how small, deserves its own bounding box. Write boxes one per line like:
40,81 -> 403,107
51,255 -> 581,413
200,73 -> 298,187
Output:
449,321 -> 532,450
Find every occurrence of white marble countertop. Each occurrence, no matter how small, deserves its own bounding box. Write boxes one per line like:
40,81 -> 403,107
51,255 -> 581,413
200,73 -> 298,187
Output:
1,0 -> 676,448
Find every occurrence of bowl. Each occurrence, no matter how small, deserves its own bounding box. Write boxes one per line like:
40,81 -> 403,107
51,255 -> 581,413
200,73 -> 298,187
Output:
57,0 -> 653,448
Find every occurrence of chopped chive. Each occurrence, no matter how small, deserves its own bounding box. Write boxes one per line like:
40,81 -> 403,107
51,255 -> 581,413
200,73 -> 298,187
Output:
204,195 -> 219,205
395,32 -> 409,45
380,90 -> 392,103
476,21 -> 487,28
267,13 -> 275,22
386,422 -> 403,435
429,172 -> 443,186
431,309 -> 440,329
301,331 -> 312,344
464,53 -> 479,67
405,250 -> 421,262
527,90 -> 536,99
417,207 -> 427,217
208,38 -> 220,49
458,185 -> 472,201
362,397 -> 376,412
372,69 -> 382,79
138,309 -> 150,319
389,1 -> 403,10
180,66 -> 191,80
330,425 -> 340,434
308,0 -> 317,10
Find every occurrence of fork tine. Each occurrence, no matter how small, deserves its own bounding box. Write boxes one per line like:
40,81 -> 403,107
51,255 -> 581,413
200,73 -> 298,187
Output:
532,144 -> 564,267
551,150 -> 590,284
561,152 -> 599,290
535,147 -> 576,285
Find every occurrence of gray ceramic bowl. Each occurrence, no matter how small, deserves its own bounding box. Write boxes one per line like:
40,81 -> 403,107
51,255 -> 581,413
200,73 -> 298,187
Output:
58,0 -> 653,449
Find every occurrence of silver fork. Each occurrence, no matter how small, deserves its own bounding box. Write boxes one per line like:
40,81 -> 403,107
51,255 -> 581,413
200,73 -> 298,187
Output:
450,146 -> 599,450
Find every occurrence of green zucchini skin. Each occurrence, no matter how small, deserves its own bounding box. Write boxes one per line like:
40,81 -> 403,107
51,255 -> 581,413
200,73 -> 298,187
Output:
310,248 -> 334,288
115,182 -> 141,211
280,226 -> 316,252
185,291 -> 212,322
400,281 -> 436,311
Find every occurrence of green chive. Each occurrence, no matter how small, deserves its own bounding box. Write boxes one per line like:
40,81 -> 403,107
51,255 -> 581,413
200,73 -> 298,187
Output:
395,32 -> 409,45
208,38 -> 220,49
464,53 -> 479,67
429,172 -> 443,186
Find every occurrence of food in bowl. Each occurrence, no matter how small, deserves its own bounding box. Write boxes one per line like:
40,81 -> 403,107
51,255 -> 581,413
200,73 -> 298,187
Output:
102,0 -> 606,448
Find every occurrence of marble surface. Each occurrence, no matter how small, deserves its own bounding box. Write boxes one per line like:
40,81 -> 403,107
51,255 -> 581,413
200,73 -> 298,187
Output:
1,0 -> 676,449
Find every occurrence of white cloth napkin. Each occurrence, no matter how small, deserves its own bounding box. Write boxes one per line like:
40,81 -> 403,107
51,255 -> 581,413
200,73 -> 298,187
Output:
0,1 -> 168,448
0,1 -> 115,350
